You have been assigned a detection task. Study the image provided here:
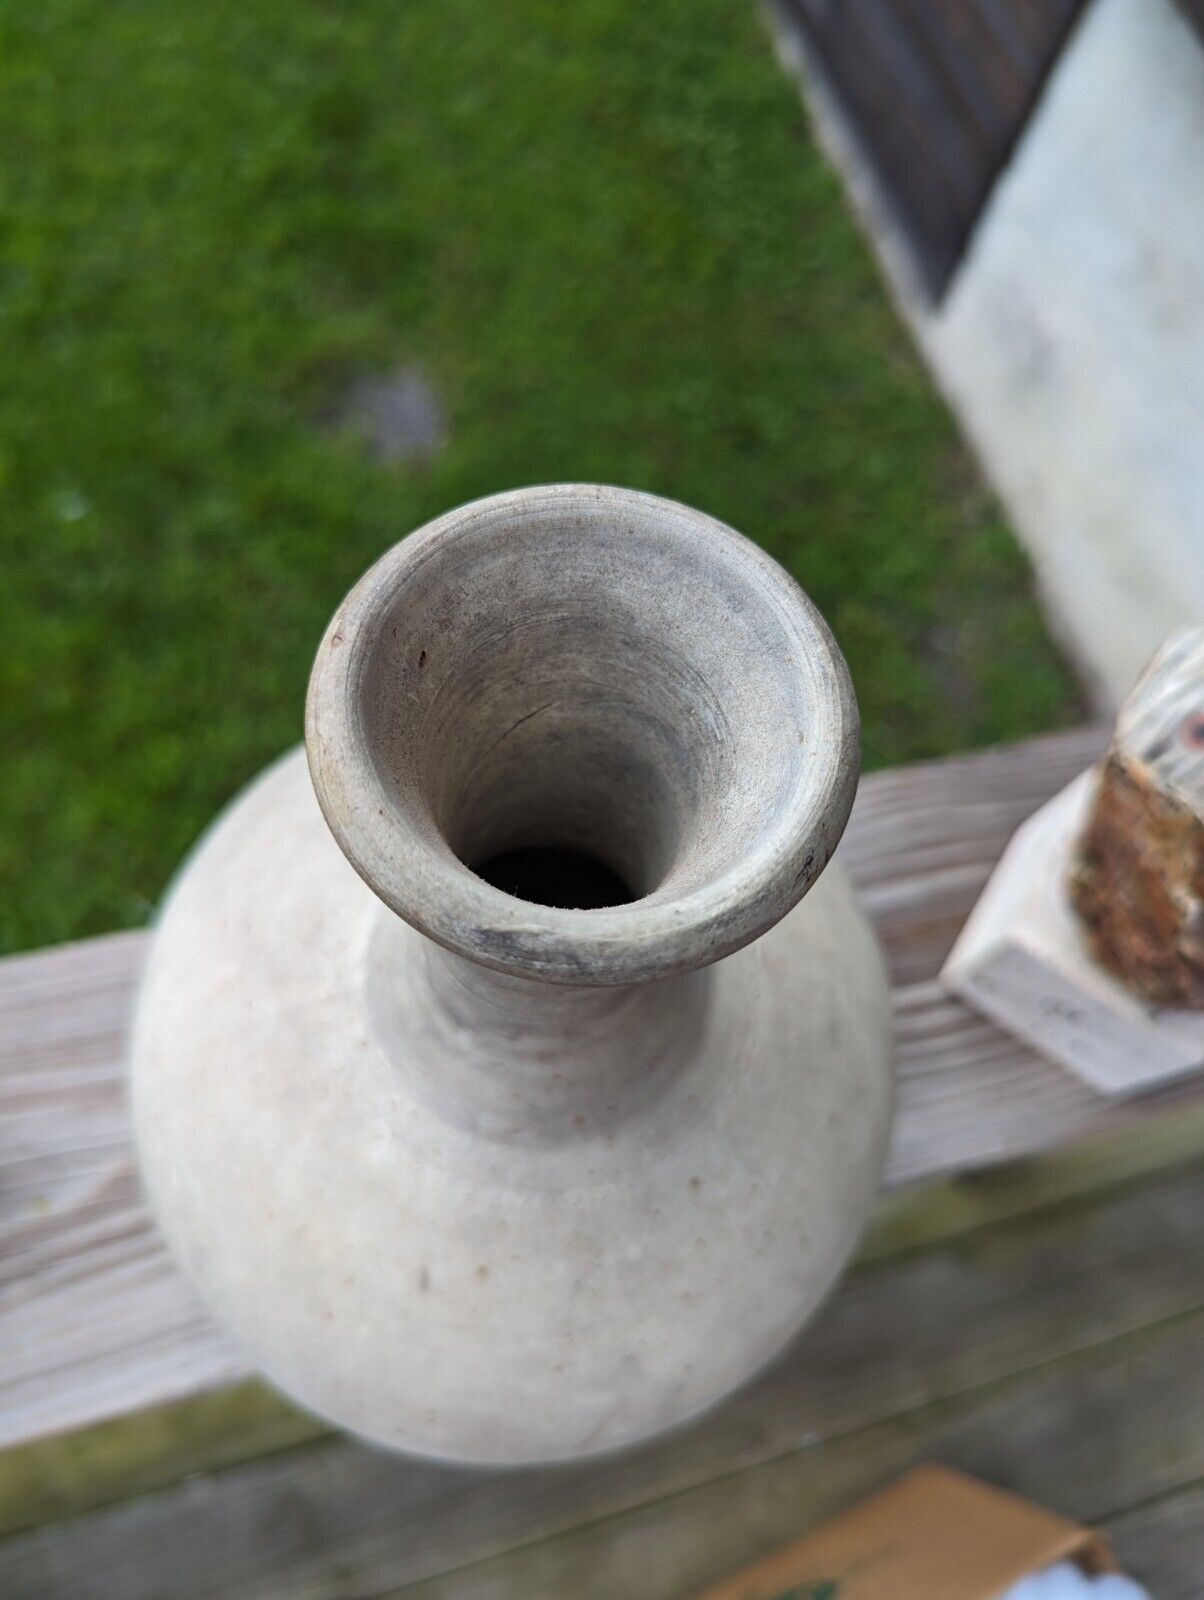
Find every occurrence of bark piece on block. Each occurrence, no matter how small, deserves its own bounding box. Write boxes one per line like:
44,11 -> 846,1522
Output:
1071,629 -> 1204,1010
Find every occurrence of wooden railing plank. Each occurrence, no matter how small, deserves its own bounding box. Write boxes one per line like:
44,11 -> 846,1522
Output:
2,1159 -> 1202,1597
1104,1480 -> 1204,1600
383,1311 -> 1204,1600
14,724 -> 1200,1471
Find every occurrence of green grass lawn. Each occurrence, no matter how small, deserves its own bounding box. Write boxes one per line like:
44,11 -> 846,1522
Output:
0,0 -> 1080,955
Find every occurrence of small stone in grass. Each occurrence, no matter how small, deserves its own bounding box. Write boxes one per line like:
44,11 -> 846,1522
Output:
339,365 -> 447,465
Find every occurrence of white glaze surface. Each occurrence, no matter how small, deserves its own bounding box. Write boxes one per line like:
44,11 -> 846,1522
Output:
133,486 -> 893,1464
132,749 -> 892,1463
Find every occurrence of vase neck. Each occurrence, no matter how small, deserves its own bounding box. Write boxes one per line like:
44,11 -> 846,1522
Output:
366,913 -> 709,1144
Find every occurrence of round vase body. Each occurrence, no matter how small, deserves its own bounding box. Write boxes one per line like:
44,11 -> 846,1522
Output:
131,485 -> 894,1465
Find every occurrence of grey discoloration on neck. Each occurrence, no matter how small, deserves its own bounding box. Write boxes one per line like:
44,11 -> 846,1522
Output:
367,921 -> 710,1143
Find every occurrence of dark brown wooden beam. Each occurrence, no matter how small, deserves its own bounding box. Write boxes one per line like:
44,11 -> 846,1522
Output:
780,0 -> 1087,296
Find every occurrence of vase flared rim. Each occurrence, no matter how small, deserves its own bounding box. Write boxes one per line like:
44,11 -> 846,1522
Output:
306,483 -> 859,986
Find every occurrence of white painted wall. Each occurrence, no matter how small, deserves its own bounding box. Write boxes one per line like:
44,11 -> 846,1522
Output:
777,0 -> 1204,705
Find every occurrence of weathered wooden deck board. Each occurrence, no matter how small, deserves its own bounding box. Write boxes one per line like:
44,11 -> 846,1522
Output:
778,0 -> 1085,293
3,1155 -> 1202,1598
17,723 -> 1204,1463
387,1306 -> 1204,1600
11,1104 -> 1204,1547
1105,1482 -> 1204,1600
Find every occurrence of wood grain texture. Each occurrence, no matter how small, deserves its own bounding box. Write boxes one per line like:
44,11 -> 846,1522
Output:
13,723 -> 1195,1468
1105,1481 -> 1204,1600
779,0 -> 1086,294
0,932 -> 248,1453
4,1157 -> 1203,1598
387,1310 -> 1204,1600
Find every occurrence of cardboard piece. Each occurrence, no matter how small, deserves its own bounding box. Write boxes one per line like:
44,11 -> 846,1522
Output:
691,1466 -> 1117,1600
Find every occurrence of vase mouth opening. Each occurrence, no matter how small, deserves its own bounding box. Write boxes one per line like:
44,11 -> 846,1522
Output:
306,485 -> 859,986
470,847 -> 638,911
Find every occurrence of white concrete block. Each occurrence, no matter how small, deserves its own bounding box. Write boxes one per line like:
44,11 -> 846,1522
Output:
942,768 -> 1204,1097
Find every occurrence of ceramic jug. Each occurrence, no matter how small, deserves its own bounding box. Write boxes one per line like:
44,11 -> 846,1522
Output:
131,484 -> 894,1464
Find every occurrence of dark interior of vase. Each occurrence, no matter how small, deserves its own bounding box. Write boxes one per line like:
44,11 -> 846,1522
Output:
471,846 -> 635,910
420,609 -> 723,909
